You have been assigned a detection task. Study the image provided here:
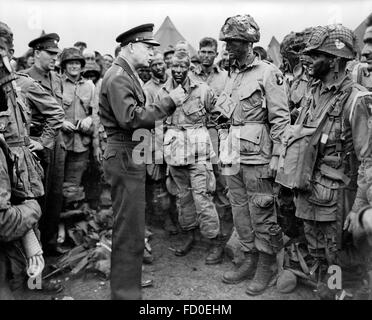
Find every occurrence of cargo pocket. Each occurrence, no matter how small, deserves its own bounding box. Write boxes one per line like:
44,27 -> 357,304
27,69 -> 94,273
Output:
103,149 -> 117,161
308,171 -> 339,206
239,124 -> 262,155
252,194 -> 274,208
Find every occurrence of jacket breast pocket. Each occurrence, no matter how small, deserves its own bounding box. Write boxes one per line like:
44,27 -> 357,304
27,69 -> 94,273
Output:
239,82 -> 265,112
182,100 -> 206,123
238,124 -> 262,155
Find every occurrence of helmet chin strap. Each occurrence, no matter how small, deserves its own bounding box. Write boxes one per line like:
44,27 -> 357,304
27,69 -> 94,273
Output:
331,57 -> 340,80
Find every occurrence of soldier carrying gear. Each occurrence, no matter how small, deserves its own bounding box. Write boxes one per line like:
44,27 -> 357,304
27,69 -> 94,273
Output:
219,14 -> 290,296
277,24 -> 372,298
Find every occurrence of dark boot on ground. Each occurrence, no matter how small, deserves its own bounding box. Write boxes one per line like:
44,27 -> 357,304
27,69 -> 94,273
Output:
222,252 -> 258,284
175,230 -> 195,256
245,252 -> 276,296
164,214 -> 178,235
205,235 -> 226,265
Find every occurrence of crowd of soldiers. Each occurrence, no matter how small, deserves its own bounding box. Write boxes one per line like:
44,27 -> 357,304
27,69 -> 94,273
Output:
1,11 -> 372,300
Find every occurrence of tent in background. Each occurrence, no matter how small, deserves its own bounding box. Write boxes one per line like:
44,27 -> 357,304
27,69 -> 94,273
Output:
267,36 -> 282,67
354,14 -> 370,55
154,16 -> 197,56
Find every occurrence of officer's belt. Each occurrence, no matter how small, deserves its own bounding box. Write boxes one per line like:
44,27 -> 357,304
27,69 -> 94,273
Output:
7,136 -> 31,147
231,120 -> 265,125
166,123 -> 205,130
107,131 -> 133,143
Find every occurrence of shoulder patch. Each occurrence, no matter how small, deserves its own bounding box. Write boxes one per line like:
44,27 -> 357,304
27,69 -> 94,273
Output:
276,73 -> 284,86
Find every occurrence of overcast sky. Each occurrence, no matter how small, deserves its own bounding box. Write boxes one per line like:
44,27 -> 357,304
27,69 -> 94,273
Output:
0,0 -> 371,57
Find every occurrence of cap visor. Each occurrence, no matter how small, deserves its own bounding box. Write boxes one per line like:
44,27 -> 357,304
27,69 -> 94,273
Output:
45,48 -> 61,54
142,39 -> 160,46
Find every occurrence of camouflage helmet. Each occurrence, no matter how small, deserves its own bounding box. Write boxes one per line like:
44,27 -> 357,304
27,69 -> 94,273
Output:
280,27 -> 314,59
60,47 -> 86,69
0,21 -> 14,48
219,14 -> 260,43
303,24 -> 357,60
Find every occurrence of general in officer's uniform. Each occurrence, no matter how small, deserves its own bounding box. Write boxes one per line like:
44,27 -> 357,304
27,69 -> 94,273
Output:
218,15 -> 290,296
99,23 -> 185,300
24,32 -> 66,255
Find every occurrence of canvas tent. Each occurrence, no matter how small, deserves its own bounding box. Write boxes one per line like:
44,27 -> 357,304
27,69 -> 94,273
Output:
154,16 -> 197,57
267,36 -> 282,67
354,14 -> 371,55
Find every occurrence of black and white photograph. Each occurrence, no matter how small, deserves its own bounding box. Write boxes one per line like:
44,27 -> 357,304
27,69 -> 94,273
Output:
0,0 -> 372,307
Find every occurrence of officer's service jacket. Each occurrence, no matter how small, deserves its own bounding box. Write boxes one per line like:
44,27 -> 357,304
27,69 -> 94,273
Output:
99,56 -> 176,138
23,65 -> 65,147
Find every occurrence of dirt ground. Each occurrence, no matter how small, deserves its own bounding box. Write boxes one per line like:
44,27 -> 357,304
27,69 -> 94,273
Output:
15,223 -> 317,300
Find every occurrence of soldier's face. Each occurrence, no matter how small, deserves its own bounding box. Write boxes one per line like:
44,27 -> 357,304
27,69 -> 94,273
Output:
171,57 -> 189,84
225,40 -> 250,62
137,67 -> 151,83
132,42 -> 154,68
36,50 -> 58,71
307,52 -> 332,80
65,60 -> 82,77
199,45 -> 217,67
103,55 -> 113,69
164,52 -> 174,69
150,54 -> 166,79
361,39 -> 372,69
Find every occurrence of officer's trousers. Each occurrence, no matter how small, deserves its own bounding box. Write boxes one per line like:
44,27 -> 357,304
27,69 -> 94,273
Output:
169,163 -> 220,239
38,132 -> 65,250
225,163 -> 278,255
103,138 -> 146,300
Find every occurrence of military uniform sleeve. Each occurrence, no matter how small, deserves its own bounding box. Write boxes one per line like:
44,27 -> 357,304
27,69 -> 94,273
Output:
26,81 -> 64,149
349,94 -> 372,212
263,66 -> 291,156
107,73 -> 176,130
0,150 -> 41,243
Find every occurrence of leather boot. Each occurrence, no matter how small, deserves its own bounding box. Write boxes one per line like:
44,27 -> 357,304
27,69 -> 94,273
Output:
205,235 -> 226,265
246,252 -> 276,296
164,214 -> 178,235
175,229 -> 195,256
222,252 -> 258,284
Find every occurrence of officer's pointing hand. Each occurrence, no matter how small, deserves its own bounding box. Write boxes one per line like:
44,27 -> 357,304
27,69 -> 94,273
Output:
169,84 -> 186,107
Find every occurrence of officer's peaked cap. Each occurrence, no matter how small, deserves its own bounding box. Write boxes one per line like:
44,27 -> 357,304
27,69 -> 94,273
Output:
116,23 -> 160,47
28,33 -> 60,53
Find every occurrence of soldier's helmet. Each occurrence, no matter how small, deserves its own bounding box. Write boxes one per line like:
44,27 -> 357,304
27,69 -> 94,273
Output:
281,27 -> 313,59
219,14 -> 260,43
303,24 -> 357,60
59,47 -> 86,69
0,21 -> 14,48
